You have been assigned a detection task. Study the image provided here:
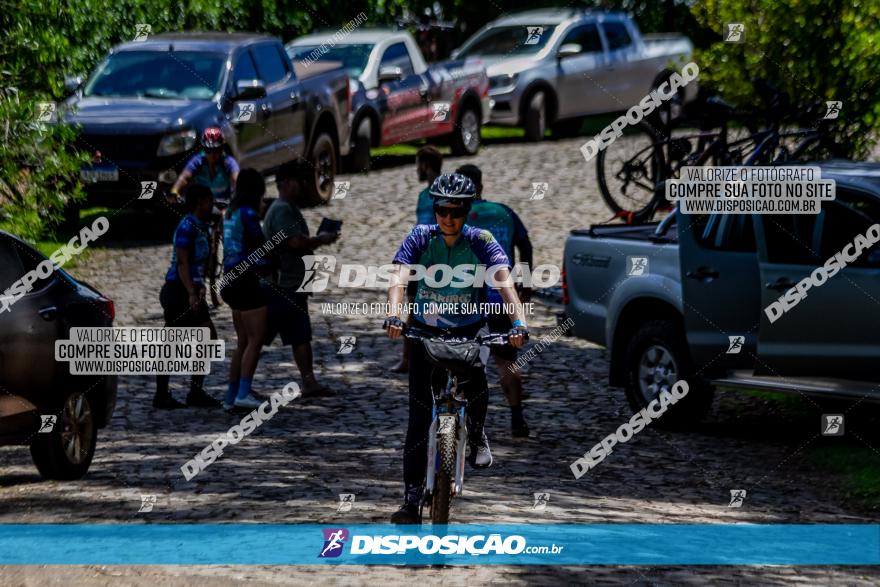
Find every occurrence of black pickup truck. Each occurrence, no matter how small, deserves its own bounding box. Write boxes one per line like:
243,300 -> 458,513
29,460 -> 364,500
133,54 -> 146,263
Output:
62,32 -> 351,207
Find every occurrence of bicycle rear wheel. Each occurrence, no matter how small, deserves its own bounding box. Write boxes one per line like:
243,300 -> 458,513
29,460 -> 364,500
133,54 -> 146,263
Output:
431,429 -> 457,525
596,121 -> 667,223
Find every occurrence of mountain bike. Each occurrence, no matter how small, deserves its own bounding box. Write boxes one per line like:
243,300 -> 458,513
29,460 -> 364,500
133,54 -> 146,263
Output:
205,201 -> 228,306
596,80 -> 840,224
403,325 -> 520,524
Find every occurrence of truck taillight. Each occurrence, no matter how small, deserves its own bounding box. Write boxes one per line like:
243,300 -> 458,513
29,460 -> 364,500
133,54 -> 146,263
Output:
102,298 -> 115,322
561,262 -> 569,306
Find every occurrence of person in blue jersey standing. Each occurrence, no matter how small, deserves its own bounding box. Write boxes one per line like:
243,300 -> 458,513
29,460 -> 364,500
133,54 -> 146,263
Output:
457,164 -> 534,437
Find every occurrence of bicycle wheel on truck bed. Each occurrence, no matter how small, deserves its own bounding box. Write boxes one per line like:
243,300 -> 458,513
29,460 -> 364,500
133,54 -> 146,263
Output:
596,121 -> 667,224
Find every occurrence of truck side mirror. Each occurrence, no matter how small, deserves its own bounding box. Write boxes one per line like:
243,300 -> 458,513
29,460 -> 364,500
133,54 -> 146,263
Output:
235,79 -> 267,100
557,44 -> 582,60
378,66 -> 403,84
64,75 -> 84,93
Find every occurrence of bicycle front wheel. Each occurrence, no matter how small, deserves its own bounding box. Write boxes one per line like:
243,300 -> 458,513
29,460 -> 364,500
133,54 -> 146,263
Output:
596,121 -> 667,222
431,430 -> 457,525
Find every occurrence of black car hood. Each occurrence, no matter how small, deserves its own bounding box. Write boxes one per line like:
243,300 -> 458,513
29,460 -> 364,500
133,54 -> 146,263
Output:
62,96 -> 218,134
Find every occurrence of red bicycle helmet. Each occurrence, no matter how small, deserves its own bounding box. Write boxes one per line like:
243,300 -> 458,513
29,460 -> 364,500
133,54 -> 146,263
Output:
202,127 -> 225,151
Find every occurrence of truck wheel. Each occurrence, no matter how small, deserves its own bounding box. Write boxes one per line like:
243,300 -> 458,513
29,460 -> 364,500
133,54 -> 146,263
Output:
623,319 -> 714,426
30,390 -> 97,480
305,132 -> 336,206
346,118 -> 372,173
450,105 -> 481,156
523,91 -> 547,142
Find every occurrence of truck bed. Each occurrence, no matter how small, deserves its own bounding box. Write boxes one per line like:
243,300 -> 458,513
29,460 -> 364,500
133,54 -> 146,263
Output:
571,222 -> 678,243
563,221 -> 682,347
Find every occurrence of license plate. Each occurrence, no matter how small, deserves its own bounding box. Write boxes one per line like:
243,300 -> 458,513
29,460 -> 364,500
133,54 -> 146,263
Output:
80,166 -> 119,183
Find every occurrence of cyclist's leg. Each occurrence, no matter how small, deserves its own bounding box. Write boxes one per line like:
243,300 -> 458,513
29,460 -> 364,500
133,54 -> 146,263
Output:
404,340 -> 435,488
462,366 -> 489,444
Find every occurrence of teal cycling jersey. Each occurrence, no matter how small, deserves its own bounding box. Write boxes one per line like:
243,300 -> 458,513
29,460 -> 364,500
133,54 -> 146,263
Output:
183,151 -> 239,204
416,187 -> 434,225
467,199 -> 529,305
393,224 -> 510,328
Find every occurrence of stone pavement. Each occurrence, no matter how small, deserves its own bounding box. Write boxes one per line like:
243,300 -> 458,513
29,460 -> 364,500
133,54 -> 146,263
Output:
2,135 -> 879,584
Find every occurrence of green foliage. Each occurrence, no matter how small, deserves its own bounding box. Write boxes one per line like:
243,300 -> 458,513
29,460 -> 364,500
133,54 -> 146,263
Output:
691,0 -> 880,158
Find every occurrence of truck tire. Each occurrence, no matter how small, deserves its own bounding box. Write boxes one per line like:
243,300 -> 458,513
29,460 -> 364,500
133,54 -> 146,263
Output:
304,132 -> 336,206
346,118 -> 371,173
523,91 -> 547,142
623,318 -> 714,426
30,390 -> 97,480
449,105 -> 481,156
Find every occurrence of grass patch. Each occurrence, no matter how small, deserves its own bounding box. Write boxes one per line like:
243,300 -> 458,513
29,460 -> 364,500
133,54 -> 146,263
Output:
742,389 -> 810,410
32,206 -> 112,268
808,445 -> 880,501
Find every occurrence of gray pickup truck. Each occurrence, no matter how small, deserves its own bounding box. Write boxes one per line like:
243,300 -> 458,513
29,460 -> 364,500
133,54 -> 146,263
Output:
563,161 -> 880,422
453,9 -> 696,141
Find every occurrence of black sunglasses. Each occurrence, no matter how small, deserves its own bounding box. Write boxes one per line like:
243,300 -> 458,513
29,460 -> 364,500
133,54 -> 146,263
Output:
434,205 -> 468,219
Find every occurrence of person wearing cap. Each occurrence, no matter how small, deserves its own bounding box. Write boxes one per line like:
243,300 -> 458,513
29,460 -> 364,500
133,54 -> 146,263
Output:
383,173 -> 529,524
261,159 -> 339,398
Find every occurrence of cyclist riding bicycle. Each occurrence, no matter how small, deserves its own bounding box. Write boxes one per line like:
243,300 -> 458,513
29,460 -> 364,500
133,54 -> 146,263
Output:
170,127 -> 239,206
170,128 -> 240,303
384,173 -> 529,524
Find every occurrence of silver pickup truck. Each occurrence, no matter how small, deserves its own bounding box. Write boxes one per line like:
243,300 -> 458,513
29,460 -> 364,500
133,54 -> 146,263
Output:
563,161 -> 880,423
453,9 -> 696,141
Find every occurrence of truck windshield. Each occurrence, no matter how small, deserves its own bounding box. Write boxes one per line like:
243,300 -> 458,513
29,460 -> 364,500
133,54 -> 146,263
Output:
83,51 -> 226,100
287,44 -> 372,78
459,25 -> 557,57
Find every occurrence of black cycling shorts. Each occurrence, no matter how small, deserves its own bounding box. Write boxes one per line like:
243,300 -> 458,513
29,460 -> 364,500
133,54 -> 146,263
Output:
264,285 -> 312,347
160,279 -> 210,327
219,271 -> 267,312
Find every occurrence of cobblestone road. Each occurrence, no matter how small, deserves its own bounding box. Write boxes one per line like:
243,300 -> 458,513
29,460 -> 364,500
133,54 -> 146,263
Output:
2,135 -> 879,585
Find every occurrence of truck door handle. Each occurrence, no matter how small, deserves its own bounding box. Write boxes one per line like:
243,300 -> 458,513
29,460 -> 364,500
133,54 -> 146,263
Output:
686,267 -> 719,281
765,278 -> 796,291
38,305 -> 59,321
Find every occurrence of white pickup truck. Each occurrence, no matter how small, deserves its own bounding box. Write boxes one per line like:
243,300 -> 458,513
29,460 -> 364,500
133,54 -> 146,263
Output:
453,8 -> 697,140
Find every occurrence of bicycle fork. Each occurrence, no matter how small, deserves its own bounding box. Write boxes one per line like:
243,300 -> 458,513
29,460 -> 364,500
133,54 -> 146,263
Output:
424,376 -> 469,498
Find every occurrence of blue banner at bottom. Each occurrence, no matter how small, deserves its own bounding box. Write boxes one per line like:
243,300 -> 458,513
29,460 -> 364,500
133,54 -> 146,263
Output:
0,524 -> 877,565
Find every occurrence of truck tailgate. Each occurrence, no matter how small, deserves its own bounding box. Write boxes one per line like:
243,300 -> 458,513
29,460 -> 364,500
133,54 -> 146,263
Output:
564,224 -> 681,347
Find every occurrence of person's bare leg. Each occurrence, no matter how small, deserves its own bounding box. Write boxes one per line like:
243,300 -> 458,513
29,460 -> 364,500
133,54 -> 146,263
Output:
495,355 -> 529,437
240,306 -> 268,379
229,311 -> 245,384
292,343 -> 316,386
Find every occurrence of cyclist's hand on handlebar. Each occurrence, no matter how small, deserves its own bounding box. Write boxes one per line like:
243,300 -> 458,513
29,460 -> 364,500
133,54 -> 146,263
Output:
508,324 -> 528,348
383,316 -> 405,339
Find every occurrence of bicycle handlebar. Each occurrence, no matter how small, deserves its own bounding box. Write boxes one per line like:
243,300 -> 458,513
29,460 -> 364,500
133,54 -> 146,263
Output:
399,324 -> 527,347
